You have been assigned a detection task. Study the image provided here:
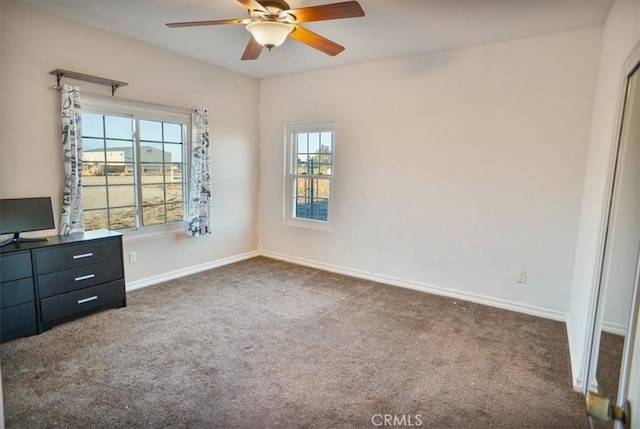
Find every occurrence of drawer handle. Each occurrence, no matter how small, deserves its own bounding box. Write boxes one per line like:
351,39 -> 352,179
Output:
77,296 -> 98,304
73,253 -> 94,260
74,274 -> 96,282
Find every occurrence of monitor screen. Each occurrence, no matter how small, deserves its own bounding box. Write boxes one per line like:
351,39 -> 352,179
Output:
0,197 -> 55,235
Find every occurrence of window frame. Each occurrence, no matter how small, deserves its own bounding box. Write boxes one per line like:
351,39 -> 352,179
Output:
81,94 -> 191,240
284,122 -> 335,231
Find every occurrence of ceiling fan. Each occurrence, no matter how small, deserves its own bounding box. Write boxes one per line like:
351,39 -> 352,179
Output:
165,0 -> 365,61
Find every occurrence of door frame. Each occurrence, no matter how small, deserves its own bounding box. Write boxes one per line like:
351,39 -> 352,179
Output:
615,246 -> 640,428
583,42 -> 640,428
583,41 -> 640,395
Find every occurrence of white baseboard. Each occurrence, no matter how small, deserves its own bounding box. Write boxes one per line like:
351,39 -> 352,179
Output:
124,248 -> 567,323
260,250 -> 567,323
125,249 -> 598,393
126,250 -> 260,292
602,320 -> 627,336
127,249 -> 572,325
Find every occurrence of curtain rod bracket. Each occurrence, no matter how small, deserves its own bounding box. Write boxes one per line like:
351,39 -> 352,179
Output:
55,71 -> 64,88
50,69 -> 128,96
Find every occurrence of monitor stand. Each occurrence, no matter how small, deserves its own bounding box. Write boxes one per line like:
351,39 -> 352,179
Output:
0,233 -> 49,248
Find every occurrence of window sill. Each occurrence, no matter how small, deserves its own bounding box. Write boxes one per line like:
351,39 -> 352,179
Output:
284,218 -> 333,232
122,223 -> 186,243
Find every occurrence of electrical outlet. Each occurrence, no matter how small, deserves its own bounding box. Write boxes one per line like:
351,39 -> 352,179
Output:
517,270 -> 527,284
129,251 -> 138,263
339,242 -> 346,253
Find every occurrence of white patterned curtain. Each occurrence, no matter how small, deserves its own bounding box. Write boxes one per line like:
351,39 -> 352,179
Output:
60,84 -> 84,235
186,108 -> 212,236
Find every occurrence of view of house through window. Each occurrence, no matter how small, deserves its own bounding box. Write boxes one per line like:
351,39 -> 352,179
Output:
81,109 -> 188,232
288,124 -> 334,224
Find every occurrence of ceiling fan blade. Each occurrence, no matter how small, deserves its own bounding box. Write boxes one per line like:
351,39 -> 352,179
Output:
236,0 -> 267,13
288,1 -> 364,23
289,25 -> 345,56
241,37 -> 263,61
166,18 -> 247,28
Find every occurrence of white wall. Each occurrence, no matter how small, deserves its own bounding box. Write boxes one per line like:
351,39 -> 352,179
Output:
259,28 -> 601,317
566,0 -> 640,388
0,1 -> 260,284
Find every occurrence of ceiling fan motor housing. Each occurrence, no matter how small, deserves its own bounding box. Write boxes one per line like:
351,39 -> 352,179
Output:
257,0 -> 291,12
251,0 -> 295,22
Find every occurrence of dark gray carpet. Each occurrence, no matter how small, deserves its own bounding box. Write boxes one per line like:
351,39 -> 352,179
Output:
2,256 -> 590,428
591,332 -> 625,429
596,332 -> 624,402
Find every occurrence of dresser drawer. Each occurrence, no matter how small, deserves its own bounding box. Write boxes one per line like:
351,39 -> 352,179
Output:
1,277 -> 34,309
1,302 -> 37,335
38,259 -> 123,298
0,251 -> 32,282
40,279 -> 125,323
34,238 -> 122,274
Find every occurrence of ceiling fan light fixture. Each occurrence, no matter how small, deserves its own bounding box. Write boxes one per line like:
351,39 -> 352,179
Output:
246,21 -> 294,50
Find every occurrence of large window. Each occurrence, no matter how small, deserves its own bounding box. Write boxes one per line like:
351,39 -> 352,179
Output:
81,97 -> 189,233
286,123 -> 334,228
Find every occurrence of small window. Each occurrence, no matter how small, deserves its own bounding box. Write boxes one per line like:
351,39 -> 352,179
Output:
81,96 -> 190,235
285,123 -> 334,229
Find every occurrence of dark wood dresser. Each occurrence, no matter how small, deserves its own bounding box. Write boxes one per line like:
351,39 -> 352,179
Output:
0,229 -> 126,342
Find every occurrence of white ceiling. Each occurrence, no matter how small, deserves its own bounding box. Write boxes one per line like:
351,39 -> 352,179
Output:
20,0 -> 612,79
